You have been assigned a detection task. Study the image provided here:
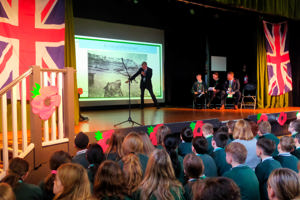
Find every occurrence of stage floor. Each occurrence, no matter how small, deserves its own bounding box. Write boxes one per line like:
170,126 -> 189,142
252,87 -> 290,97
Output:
75,107 -> 300,133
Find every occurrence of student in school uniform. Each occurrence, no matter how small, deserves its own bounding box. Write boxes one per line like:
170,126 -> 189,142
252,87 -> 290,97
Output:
105,132 -> 125,162
178,127 -> 193,157
255,138 -> 282,200
257,121 -> 279,156
211,131 -> 232,176
274,136 -> 299,172
202,123 -> 214,154
223,142 -> 260,200
192,136 -> 218,177
292,133 -> 300,159
288,120 -> 300,138
183,154 -> 206,200
72,132 -> 90,168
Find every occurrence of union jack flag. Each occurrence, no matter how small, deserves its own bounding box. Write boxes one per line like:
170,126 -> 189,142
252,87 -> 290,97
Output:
0,0 -> 65,95
263,20 -> 292,96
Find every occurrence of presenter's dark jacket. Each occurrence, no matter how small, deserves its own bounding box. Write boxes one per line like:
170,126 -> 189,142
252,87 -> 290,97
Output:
255,158 -> 281,200
130,67 -> 153,89
191,81 -> 207,93
212,79 -> 223,92
178,142 -> 192,157
274,153 -> 299,172
14,181 -> 43,200
256,133 -> 279,156
292,147 -> 300,159
196,153 -> 218,177
223,78 -> 240,93
223,165 -> 260,200
210,148 -> 231,176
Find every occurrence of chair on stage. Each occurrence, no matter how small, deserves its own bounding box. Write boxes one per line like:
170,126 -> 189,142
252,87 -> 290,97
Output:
193,93 -> 207,109
241,83 -> 257,109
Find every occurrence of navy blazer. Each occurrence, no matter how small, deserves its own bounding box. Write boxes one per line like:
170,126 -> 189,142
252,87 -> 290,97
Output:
130,67 -> 153,89
224,78 -> 240,93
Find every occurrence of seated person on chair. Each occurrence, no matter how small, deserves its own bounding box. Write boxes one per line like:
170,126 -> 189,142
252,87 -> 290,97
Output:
220,72 -> 241,110
192,74 -> 207,108
207,72 -> 223,109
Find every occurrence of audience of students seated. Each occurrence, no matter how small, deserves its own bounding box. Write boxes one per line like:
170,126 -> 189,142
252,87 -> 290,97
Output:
292,133 -> 300,159
223,142 -> 260,200
156,125 -> 171,149
257,121 -> 279,156
192,136 -> 217,177
39,151 -> 72,200
178,127 -> 193,157
0,182 -> 16,200
232,119 -> 260,170
72,132 -> 90,168
288,120 -> 300,138
105,131 -> 125,161
201,123 -> 214,154
183,153 -> 205,200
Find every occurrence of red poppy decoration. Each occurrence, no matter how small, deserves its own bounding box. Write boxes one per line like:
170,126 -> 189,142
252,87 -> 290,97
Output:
193,121 -> 204,137
78,88 -> 83,95
277,112 -> 287,126
257,113 -> 268,124
149,124 -> 164,146
96,129 -> 114,151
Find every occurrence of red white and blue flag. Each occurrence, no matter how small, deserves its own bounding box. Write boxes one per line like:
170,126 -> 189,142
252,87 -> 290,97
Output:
263,20 -> 292,96
0,0 -> 65,93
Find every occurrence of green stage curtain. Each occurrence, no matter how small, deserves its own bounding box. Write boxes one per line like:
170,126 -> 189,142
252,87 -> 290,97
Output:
65,0 -> 79,125
212,0 -> 300,20
256,21 -> 289,109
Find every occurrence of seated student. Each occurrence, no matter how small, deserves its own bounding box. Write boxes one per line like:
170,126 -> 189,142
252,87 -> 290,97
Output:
94,160 -> 130,200
135,149 -> 184,200
155,125 -> 171,149
119,132 -> 148,174
86,143 -> 105,190
292,133 -> 300,159
191,74 -> 207,109
257,121 -> 279,156
105,132 -> 125,161
255,138 -> 282,200
178,127 -> 193,157
274,136 -> 298,172
267,168 -> 300,200
163,134 -> 185,184
223,142 -> 260,200
211,131 -> 232,176
202,123 -> 214,154
227,120 -> 236,140
2,158 -> 42,200
72,132 -> 89,168
53,163 -> 92,200
0,183 -> 16,200
39,151 -> 72,200
137,132 -> 155,156
192,136 -> 217,177
288,120 -> 300,138
183,154 -> 206,200
192,177 -> 241,200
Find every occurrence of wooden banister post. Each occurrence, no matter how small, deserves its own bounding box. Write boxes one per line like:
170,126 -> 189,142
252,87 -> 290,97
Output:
64,67 -> 75,155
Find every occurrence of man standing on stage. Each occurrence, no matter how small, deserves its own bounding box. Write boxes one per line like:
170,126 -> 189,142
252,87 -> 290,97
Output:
220,71 -> 241,110
207,72 -> 222,109
126,61 -> 159,109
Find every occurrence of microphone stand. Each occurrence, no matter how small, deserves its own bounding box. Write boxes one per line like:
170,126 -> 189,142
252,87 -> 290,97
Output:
114,58 -> 142,127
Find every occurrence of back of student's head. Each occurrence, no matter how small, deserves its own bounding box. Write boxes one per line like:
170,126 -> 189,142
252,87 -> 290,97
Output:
213,131 -> 229,148
258,121 -> 271,135
279,136 -> 295,152
156,125 -> 171,145
268,168 -> 300,200
105,131 -> 125,158
233,120 -> 254,141
225,142 -> 247,164
227,120 -> 236,133
202,123 -> 214,136
2,158 -> 29,189
256,138 -> 276,156
192,177 -> 241,200
295,133 -> 300,144
137,132 -> 155,156
87,143 -> 105,176
163,134 -> 181,178
140,149 -> 182,200
54,163 -> 91,200
0,183 -> 15,200
74,132 -> 89,150
44,151 -> 72,194
192,136 -> 208,154
180,127 -> 193,142
122,132 -> 144,156
94,160 -> 126,199
289,120 -> 300,133
183,154 -> 204,179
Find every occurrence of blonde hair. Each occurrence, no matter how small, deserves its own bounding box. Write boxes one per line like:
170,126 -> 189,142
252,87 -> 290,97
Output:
233,120 -> 254,140
279,136 -> 295,152
122,132 -> 144,156
202,123 -> 214,136
258,121 -> 271,134
139,149 -> 182,200
268,168 -> 300,200
138,132 -> 155,156
105,132 -> 125,159
0,183 -> 15,200
54,163 -> 91,200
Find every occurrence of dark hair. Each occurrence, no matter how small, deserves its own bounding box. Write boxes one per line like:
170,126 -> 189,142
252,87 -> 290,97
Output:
193,177 -> 241,200
142,61 -> 147,66
213,132 -> 229,148
213,72 -> 219,77
75,132 -> 89,149
192,136 -> 208,154
163,134 -> 181,178
257,138 -> 276,156
87,143 -> 105,180
183,154 -> 204,178
295,133 -> 300,144
181,127 -> 193,142
44,151 -> 72,193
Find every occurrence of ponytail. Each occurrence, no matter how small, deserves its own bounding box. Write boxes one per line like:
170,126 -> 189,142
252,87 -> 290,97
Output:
163,134 -> 181,178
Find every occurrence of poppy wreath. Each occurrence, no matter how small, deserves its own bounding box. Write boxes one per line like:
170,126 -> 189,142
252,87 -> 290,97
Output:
277,112 -> 287,126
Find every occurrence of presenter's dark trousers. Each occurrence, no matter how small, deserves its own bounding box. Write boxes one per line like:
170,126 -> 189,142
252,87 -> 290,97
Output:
221,91 -> 241,106
208,91 -> 221,106
141,85 -> 158,108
